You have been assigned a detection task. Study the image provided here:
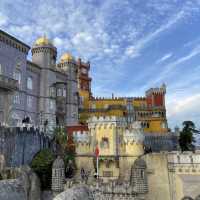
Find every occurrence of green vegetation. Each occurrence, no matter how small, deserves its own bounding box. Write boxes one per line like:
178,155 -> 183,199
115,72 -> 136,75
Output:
179,121 -> 198,152
53,126 -> 76,177
53,126 -> 68,152
31,149 -> 55,190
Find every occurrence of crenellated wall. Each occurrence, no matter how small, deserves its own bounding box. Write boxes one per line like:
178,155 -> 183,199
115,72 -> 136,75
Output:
0,126 -> 51,167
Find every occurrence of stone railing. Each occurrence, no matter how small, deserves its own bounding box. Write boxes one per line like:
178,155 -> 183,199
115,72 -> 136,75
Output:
0,74 -> 18,91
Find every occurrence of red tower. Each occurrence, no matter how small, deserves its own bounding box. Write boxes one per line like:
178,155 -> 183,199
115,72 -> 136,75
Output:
145,84 -> 166,107
77,58 -> 92,96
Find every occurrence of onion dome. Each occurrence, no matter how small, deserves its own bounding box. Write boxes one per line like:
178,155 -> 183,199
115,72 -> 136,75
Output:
60,52 -> 74,63
34,35 -> 53,46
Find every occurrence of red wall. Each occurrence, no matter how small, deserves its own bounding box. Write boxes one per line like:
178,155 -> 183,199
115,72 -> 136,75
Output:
153,94 -> 163,106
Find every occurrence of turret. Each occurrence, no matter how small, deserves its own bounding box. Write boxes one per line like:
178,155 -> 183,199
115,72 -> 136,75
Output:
31,35 -> 57,68
145,83 -> 166,107
52,156 -> 65,195
57,53 -> 78,126
31,36 -> 58,130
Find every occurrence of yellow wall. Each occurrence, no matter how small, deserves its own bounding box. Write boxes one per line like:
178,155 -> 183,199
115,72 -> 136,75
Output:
79,90 -> 90,108
132,99 -> 146,107
144,153 -> 171,200
144,120 -> 168,133
96,125 -> 116,156
75,143 -> 91,155
124,142 -> 144,156
99,161 -> 119,182
89,99 -> 126,109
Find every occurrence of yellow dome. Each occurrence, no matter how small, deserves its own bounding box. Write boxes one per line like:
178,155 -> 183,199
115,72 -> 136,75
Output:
60,53 -> 74,62
34,36 -> 52,46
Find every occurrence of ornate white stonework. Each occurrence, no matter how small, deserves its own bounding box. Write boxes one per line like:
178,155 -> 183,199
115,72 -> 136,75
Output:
87,116 -> 126,129
124,121 -> 144,143
73,131 -> 90,143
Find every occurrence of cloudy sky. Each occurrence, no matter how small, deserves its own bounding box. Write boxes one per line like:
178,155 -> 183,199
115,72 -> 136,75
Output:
0,0 -> 200,129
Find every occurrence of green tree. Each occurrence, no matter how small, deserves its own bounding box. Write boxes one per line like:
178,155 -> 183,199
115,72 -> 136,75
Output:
31,149 -> 55,190
179,121 -> 197,151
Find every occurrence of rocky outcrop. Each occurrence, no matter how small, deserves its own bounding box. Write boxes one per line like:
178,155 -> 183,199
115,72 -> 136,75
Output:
0,179 -> 26,200
0,166 -> 41,200
54,185 -> 94,200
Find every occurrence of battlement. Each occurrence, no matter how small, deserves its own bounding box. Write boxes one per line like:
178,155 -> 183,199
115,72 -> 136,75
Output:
145,84 -> 166,96
0,126 -> 51,167
133,97 -> 146,101
73,130 -> 90,144
91,96 -> 125,101
0,125 -> 50,137
87,116 -> 125,122
87,116 -> 126,129
77,58 -> 90,68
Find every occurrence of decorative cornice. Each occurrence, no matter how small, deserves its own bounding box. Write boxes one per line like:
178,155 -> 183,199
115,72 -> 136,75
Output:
0,29 -> 30,54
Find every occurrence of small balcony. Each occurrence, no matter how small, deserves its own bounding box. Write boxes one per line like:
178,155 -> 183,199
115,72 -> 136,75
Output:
0,75 -> 18,91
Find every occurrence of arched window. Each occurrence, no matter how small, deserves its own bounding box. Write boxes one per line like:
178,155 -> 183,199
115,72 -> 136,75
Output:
13,70 -> 21,85
57,88 -> 62,97
27,77 -> 33,90
13,92 -> 20,104
63,88 -> 66,97
27,96 -> 33,108
49,87 -> 56,97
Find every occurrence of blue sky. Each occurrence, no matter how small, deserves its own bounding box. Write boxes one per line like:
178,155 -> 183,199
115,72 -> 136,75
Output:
0,0 -> 200,129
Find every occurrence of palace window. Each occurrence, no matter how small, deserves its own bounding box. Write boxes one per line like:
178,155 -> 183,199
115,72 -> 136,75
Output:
49,87 -> 56,97
13,92 -> 20,104
27,96 -> 33,108
27,77 -> 33,90
81,68 -> 87,74
49,99 -> 55,110
79,96 -> 84,107
63,88 -> 66,97
57,88 -> 63,97
13,70 -> 22,85
100,137 -> 109,149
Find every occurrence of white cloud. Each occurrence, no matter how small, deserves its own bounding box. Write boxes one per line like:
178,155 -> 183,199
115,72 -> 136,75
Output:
156,53 -> 173,64
167,94 -> 200,128
167,94 -> 200,117
0,12 -> 8,26
123,10 -> 185,60
143,44 -> 200,88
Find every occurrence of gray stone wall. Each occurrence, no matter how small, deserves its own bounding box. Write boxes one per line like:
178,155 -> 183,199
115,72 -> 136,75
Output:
144,133 -> 178,152
0,126 -> 51,167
